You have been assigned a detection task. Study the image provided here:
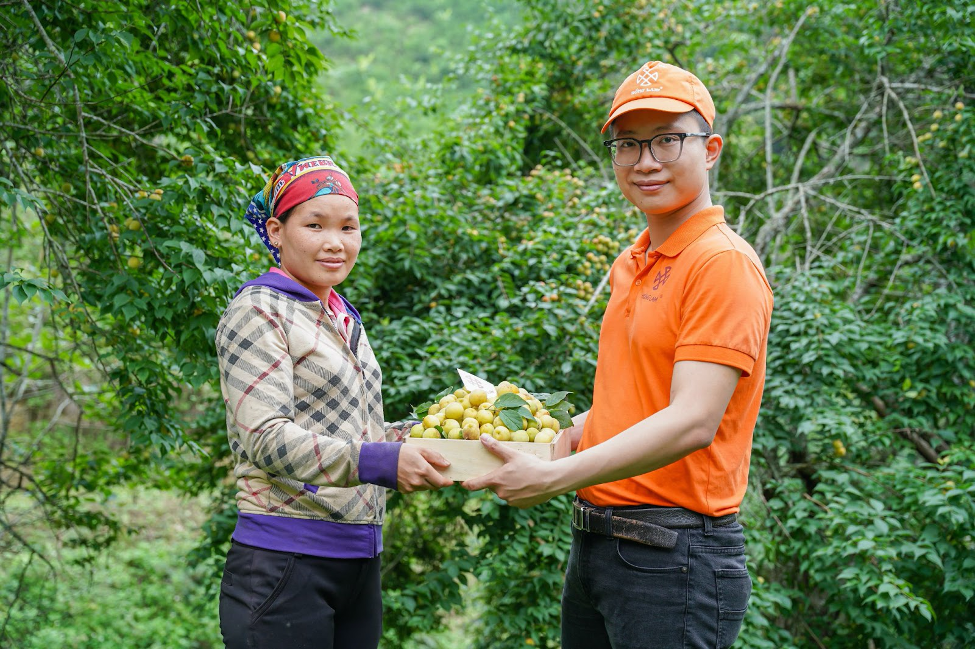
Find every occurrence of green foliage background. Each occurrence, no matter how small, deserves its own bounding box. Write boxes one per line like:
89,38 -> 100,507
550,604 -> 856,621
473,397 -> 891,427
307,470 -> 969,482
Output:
1,0 -> 973,648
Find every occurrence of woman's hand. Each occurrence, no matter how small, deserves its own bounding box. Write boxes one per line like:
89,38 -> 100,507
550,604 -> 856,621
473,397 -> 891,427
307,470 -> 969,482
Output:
397,445 -> 453,492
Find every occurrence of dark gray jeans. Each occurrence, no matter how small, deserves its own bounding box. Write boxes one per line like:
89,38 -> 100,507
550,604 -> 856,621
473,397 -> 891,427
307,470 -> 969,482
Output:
561,518 -> 751,649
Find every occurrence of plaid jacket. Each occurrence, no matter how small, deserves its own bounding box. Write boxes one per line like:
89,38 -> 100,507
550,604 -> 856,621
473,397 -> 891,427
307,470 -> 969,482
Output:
216,271 -> 404,527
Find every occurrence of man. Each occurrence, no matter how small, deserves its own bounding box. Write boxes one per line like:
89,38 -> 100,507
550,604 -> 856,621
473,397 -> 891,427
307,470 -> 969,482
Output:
463,61 -> 774,649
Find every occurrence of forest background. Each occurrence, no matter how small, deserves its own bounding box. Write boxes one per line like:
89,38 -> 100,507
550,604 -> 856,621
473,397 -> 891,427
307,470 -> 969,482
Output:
1,0 -> 974,648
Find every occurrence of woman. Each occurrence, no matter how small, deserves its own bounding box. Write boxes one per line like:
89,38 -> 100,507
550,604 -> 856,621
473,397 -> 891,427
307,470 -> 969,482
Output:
215,156 -> 452,648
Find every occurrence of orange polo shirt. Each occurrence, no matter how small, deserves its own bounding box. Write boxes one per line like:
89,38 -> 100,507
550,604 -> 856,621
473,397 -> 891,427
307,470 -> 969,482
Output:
577,206 -> 773,516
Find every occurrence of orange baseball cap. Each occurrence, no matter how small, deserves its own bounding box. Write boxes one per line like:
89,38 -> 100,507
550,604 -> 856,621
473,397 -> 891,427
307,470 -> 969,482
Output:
602,61 -> 716,133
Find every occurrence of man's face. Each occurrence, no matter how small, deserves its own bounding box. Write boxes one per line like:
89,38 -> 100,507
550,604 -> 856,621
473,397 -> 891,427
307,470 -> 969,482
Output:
610,110 -> 722,222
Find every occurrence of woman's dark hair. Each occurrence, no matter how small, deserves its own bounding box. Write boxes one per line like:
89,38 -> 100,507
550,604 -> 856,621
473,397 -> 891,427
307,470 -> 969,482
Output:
275,207 -> 294,224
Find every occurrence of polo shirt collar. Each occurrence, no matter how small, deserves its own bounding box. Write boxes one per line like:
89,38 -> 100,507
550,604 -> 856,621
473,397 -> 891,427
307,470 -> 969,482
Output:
630,206 -> 726,260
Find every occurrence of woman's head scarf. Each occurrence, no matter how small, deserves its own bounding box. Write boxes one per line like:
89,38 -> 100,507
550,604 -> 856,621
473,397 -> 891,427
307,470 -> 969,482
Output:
245,156 -> 359,264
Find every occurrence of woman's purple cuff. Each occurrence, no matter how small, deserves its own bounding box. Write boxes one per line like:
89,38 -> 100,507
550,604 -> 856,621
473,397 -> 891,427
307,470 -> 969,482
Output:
359,441 -> 401,489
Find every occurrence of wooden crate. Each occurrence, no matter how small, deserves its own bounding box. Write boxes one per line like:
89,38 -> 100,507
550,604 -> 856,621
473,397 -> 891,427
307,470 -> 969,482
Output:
403,430 -> 570,481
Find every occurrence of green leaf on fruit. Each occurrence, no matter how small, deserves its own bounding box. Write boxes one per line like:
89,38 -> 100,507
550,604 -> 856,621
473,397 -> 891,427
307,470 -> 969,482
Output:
411,402 -> 433,420
548,400 -> 572,413
515,405 -> 533,419
551,410 -> 573,429
544,391 -> 570,407
499,410 -> 525,431
495,393 -> 528,408
434,386 -> 457,401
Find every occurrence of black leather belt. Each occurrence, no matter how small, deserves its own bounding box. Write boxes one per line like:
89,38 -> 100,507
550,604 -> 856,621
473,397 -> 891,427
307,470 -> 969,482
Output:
572,498 -> 737,549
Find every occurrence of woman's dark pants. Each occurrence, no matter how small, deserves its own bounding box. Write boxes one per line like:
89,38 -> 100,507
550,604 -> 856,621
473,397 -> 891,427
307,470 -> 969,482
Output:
219,541 -> 383,649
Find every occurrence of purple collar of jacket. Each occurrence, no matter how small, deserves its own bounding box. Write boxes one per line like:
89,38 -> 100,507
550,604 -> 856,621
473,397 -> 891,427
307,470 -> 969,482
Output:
235,270 -> 362,323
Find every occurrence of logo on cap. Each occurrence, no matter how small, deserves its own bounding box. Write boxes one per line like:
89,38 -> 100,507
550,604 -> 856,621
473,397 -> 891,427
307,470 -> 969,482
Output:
637,65 -> 660,87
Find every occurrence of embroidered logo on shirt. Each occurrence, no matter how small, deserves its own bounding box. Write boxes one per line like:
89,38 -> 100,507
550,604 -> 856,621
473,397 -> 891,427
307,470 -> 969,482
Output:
653,266 -> 672,290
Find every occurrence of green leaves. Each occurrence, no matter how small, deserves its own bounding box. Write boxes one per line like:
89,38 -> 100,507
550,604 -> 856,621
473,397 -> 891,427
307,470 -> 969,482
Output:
4,1 -> 972,648
1,0 -> 344,626
498,408 -> 526,432
492,391 -> 575,432
544,390 -> 570,406
1,270 -> 67,305
493,392 -> 528,409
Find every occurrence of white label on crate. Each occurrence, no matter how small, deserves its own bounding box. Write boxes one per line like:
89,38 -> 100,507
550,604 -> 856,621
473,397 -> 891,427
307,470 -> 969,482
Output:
457,369 -> 497,399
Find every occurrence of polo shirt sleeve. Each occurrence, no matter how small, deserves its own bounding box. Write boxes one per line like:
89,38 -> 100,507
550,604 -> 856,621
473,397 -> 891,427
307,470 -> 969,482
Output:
674,250 -> 773,376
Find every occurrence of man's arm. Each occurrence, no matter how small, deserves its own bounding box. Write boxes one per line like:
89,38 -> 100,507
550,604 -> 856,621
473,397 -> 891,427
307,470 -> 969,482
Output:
462,360 -> 740,507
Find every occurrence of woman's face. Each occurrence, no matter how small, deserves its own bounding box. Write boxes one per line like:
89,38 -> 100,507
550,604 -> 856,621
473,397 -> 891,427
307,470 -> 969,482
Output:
266,194 -> 361,300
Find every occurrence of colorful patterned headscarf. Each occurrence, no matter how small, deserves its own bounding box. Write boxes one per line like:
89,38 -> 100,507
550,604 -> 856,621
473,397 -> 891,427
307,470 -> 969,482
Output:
245,156 -> 359,264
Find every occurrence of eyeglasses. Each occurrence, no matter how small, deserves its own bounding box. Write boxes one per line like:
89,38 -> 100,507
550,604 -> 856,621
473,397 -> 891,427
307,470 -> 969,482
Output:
602,132 -> 711,166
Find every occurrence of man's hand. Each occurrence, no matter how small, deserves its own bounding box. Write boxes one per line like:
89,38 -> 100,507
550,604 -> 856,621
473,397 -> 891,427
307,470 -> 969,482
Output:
461,435 -> 558,508
397,445 -> 453,492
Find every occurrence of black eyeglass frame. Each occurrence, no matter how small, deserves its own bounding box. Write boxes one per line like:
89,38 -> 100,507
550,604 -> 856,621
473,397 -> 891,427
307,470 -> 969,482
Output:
602,132 -> 712,166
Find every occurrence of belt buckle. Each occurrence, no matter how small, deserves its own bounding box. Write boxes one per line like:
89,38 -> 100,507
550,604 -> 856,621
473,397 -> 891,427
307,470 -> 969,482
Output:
572,503 -> 591,532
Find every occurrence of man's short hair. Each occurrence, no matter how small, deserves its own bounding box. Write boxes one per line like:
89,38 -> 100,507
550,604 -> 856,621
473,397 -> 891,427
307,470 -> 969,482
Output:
690,109 -> 711,132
